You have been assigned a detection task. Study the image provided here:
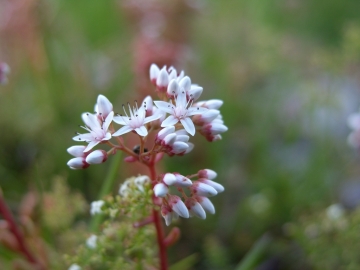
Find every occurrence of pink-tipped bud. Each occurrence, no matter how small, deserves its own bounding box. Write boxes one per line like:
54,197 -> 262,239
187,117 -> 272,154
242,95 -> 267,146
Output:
193,109 -> 220,126
156,67 -> 169,92
154,183 -> 169,197
167,79 -> 180,98
169,195 -> 189,218
187,85 -> 203,101
67,145 -> 87,157
185,198 -> 206,219
150,64 -> 160,84
198,178 -> 224,193
161,205 -> 178,226
196,196 -> 215,214
198,169 -> 217,180
191,182 -> 218,197
196,99 -> 223,109
171,141 -> 189,154
174,173 -> 193,187
201,123 -> 228,136
124,156 -> 138,162
168,68 -> 177,81
67,157 -> 90,169
163,173 -> 177,186
85,150 -> 108,164
96,95 -> 113,118
179,76 -> 191,92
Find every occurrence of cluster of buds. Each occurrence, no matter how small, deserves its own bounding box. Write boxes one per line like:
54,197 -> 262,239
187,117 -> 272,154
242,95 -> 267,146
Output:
67,64 -> 228,225
154,169 -> 223,225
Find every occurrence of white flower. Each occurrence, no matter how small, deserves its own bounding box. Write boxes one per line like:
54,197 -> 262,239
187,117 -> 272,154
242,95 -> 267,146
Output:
113,101 -> 161,137
68,264 -> 82,270
154,90 -> 207,135
86,234 -> 97,249
90,200 -> 105,215
73,111 -> 114,152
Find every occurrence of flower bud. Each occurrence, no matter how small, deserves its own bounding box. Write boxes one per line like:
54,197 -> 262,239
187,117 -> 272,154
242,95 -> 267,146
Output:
67,157 -> 89,169
196,196 -> 215,214
185,198 -> 206,219
196,99 -> 223,109
156,67 -> 169,92
150,64 -> 160,84
191,182 -> 218,197
199,178 -> 224,193
167,79 -> 180,98
154,183 -> 169,197
179,76 -> 191,92
163,173 -> 177,186
187,85 -> 203,101
198,169 -> 217,180
67,145 -> 87,157
169,195 -> 189,218
85,150 -> 108,164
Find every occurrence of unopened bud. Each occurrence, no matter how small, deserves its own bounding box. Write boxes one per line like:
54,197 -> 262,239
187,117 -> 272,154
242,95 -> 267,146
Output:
85,150 -> 108,164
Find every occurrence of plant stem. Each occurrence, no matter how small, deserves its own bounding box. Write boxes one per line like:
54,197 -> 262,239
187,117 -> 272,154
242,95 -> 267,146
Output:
149,163 -> 168,270
90,152 -> 122,232
0,190 -> 44,270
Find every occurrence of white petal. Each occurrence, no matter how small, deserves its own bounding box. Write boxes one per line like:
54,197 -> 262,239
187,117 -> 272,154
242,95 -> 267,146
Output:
185,142 -> 194,154
143,113 -> 161,124
150,64 -> 160,81
67,157 -> 88,169
73,133 -> 93,142
196,99 -> 223,109
103,111 -> 114,130
198,169 -> 217,180
167,79 -> 180,97
175,135 -> 189,142
187,106 -> 208,116
188,85 -> 203,101
171,142 -> 189,154
198,197 -> 215,214
180,118 -> 195,136
163,133 -> 177,145
142,96 -> 153,114
190,201 -> 206,219
113,126 -> 133,137
157,126 -> 176,140
162,115 -> 179,127
174,174 -> 192,187
156,67 -> 169,88
97,95 -> 113,118
113,115 -> 127,125
176,90 -> 187,107
171,197 -> 189,218
154,101 -> 174,114
153,183 -> 169,197
179,76 -> 191,92
193,182 -> 218,197
84,141 -> 100,152
67,145 -> 87,157
163,173 -> 177,186
86,150 -> 107,164
82,113 -> 101,130
135,126 -> 148,137
201,179 -> 224,193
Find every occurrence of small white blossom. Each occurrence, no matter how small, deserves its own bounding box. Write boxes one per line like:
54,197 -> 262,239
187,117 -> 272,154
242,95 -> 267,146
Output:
154,90 -> 207,135
73,111 -> 114,152
113,100 -> 161,137
86,234 -> 97,249
90,200 -> 105,215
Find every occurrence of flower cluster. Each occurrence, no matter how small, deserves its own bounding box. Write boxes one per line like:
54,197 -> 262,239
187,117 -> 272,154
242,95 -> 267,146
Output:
154,169 -> 224,225
67,64 -> 227,225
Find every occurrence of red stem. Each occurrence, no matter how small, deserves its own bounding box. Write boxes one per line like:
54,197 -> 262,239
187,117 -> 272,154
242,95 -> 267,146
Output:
0,194 -> 43,270
148,163 -> 168,270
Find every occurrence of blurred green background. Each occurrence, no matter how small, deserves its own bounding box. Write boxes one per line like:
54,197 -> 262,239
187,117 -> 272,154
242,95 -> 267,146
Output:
2,0 -> 360,269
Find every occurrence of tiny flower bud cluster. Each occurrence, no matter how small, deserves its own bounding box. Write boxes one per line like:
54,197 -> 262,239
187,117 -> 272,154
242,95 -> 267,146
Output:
153,169 -> 224,226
